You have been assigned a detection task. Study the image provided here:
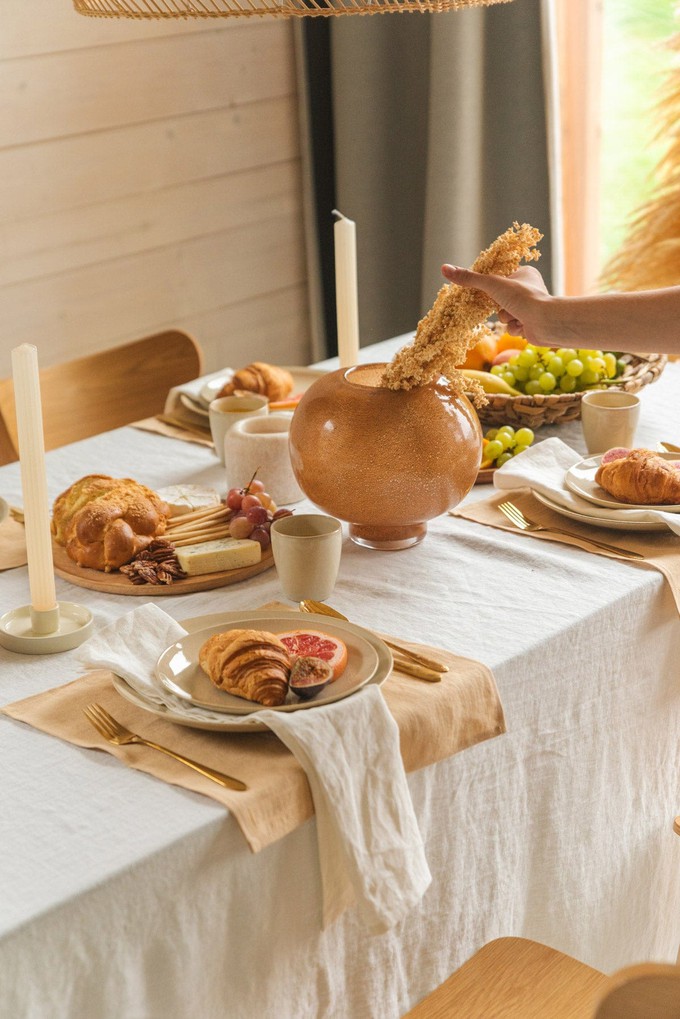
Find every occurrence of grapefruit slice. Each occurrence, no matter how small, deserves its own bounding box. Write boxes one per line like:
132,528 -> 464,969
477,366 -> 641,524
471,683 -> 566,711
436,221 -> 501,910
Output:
277,630 -> 348,680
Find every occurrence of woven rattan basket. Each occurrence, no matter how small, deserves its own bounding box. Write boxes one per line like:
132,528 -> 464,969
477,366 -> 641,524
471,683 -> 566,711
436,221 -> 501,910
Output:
476,352 -> 667,428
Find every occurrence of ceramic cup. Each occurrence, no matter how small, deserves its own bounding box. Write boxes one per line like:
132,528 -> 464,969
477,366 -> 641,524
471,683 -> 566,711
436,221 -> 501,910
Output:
0,497 -> 8,524
223,413 -> 304,505
581,390 -> 641,454
270,513 -> 343,602
209,394 -> 269,465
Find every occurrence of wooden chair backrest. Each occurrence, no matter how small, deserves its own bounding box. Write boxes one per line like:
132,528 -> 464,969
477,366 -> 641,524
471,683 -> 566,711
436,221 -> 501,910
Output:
0,330 -> 202,464
404,937 -> 680,1018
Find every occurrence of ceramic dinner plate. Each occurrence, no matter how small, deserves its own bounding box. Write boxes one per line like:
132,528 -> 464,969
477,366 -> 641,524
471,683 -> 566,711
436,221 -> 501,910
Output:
565,451 -> 680,512
532,489 -> 669,532
194,366 -> 326,415
112,610 -> 393,732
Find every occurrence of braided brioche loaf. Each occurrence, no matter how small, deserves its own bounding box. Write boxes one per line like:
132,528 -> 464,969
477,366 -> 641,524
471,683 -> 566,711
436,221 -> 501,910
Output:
199,628 -> 291,706
52,474 -> 169,572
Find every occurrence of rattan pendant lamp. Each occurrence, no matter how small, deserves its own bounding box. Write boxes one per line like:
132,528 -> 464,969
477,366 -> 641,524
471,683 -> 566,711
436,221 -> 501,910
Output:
73,0 -> 513,20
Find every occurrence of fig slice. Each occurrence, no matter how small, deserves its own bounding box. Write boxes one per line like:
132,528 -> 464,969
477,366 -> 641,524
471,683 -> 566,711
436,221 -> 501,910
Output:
289,656 -> 334,700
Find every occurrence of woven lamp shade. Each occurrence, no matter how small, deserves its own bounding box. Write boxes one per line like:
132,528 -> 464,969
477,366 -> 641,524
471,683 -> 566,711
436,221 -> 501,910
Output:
73,0 -> 513,19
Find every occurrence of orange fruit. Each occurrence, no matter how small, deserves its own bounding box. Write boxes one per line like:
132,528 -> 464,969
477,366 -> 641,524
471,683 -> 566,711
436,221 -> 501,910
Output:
278,630 -> 349,680
462,334 -> 499,370
496,332 -> 527,353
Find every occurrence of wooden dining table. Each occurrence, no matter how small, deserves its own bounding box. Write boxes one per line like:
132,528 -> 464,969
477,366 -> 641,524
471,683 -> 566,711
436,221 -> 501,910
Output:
2,335 -> 680,1019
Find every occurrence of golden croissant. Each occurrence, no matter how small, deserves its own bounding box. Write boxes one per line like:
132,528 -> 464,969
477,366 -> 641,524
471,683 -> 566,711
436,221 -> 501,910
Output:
51,474 -> 169,572
199,628 -> 291,706
217,362 -> 294,402
595,449 -> 680,505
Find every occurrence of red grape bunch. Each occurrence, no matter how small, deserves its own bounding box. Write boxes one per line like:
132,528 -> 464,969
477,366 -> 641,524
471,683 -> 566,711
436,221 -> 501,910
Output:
225,475 -> 293,550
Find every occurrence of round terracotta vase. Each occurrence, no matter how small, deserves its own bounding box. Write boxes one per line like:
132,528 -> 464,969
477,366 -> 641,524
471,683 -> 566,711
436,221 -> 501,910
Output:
288,363 -> 482,550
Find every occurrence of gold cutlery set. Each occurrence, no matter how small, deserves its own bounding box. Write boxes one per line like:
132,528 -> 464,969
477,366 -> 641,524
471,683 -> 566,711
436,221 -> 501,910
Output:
299,599 -> 447,682
83,703 -> 247,791
497,501 -> 643,560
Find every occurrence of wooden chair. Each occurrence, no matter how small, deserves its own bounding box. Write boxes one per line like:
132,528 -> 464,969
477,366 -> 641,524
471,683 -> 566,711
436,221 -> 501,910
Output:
0,329 -> 202,464
403,936 -> 680,1018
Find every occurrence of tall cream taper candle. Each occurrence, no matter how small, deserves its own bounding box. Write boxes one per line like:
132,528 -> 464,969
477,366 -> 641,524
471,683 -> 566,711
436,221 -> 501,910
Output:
332,210 -> 360,368
11,344 -> 58,620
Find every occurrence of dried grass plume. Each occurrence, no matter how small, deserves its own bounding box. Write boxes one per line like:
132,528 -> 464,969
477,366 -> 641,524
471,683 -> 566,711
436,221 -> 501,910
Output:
601,32 -> 680,292
381,222 -> 542,402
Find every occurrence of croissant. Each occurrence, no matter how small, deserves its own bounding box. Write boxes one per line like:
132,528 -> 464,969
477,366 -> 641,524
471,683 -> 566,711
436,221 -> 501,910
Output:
595,449 -> 680,505
199,628 -> 291,707
52,475 -> 169,572
217,362 -> 294,402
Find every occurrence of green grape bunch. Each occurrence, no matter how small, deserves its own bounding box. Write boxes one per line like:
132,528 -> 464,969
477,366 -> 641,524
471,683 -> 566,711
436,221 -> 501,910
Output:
482,425 -> 535,469
489,344 -> 627,396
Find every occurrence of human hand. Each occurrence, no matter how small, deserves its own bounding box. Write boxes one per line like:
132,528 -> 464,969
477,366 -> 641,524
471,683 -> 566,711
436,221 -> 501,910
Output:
441,264 -> 551,344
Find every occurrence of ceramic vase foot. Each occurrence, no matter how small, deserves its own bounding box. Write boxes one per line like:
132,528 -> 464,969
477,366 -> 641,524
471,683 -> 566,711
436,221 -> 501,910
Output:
349,522 -> 427,550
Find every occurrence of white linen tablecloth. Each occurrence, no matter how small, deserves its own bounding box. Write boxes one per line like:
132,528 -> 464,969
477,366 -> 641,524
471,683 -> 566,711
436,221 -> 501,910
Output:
1,336 -> 680,1018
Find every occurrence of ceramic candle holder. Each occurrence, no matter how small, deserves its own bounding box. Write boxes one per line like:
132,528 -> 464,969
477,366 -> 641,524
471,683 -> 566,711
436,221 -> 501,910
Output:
223,413 -> 304,506
289,363 -> 482,549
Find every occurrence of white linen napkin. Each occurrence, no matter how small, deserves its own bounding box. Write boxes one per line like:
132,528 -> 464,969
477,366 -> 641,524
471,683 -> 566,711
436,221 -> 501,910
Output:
76,604 -> 431,934
164,369 -> 228,426
260,687 -> 432,935
493,437 -> 680,536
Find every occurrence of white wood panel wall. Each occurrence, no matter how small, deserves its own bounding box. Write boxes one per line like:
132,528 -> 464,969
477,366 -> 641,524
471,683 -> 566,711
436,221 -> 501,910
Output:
0,2 -> 311,379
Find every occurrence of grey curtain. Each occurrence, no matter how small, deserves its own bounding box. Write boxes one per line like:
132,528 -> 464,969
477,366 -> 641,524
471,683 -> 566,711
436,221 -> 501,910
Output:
298,0 -> 554,356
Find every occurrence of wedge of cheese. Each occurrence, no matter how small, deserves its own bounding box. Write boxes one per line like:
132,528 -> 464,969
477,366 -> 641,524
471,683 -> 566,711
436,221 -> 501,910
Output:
156,484 -> 221,517
176,537 -> 261,576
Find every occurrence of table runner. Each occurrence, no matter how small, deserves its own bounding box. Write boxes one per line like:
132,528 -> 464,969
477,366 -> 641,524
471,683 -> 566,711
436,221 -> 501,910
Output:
453,489 -> 680,612
2,626 -> 505,855
131,415 -> 214,447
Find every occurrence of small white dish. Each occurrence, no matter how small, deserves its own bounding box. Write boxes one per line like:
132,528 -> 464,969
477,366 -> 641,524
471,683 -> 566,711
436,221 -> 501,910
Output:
565,451 -> 680,512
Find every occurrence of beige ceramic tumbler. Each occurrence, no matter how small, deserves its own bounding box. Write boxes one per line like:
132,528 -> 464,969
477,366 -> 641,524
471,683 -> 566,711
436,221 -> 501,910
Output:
581,390 -> 641,454
270,513 -> 342,602
209,394 -> 268,465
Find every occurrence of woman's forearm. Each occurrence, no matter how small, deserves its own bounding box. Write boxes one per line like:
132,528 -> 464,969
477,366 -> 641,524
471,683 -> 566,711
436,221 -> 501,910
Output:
546,289 -> 680,353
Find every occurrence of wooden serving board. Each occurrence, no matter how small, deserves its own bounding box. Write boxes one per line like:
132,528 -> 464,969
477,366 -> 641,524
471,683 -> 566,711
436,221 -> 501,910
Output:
52,540 -> 274,596
476,467 -> 496,485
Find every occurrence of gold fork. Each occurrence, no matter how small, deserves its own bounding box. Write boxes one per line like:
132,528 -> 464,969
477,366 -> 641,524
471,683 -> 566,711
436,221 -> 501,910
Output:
82,703 -> 247,791
497,501 -> 644,560
299,599 -> 446,681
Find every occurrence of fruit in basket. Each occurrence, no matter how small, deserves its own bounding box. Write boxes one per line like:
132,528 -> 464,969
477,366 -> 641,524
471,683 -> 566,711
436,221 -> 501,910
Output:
480,426 -> 535,469
462,331 -> 527,371
461,369 -> 521,396
489,344 -> 625,395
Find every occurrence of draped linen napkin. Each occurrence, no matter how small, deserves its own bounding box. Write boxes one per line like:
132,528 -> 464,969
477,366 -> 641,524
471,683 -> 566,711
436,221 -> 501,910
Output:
54,604 -> 432,933
2,604 -> 505,930
452,438 -> 680,611
163,370 -> 226,429
0,515 -> 27,571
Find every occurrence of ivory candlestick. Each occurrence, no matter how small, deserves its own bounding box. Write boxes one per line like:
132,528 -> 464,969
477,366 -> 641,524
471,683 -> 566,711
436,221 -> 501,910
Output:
11,344 -> 57,617
333,210 -> 360,369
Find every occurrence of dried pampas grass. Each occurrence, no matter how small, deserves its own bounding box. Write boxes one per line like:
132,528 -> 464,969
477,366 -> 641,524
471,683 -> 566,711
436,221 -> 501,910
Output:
601,32 -> 680,292
381,222 -> 542,402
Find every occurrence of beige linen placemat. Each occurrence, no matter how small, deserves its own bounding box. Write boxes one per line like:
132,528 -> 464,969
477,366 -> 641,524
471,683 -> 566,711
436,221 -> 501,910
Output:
0,516 -> 27,570
131,416 -> 214,448
454,488 -> 680,612
2,626 -> 505,854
